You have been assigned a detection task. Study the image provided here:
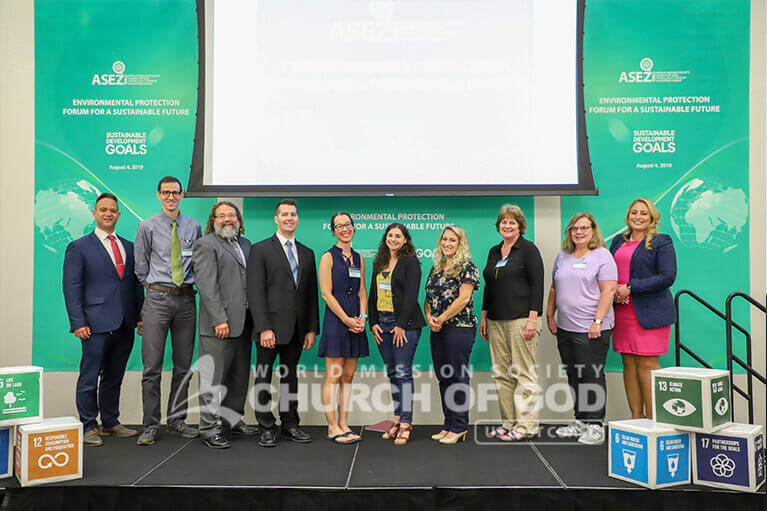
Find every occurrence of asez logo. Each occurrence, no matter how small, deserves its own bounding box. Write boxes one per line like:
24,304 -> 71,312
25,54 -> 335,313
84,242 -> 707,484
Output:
662,398 -> 696,417
92,61 -> 126,86
619,58 -> 655,83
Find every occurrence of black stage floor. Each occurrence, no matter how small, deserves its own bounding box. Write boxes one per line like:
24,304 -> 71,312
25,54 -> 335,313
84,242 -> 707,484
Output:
1,425 -> 763,511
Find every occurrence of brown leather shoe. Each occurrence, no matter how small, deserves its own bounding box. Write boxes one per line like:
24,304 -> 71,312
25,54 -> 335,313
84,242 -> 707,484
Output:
100,424 -> 138,437
84,428 -> 104,446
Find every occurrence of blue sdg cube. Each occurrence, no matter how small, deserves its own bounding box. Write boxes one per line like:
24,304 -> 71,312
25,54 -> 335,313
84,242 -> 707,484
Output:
694,423 -> 765,492
609,419 -> 691,489
1,426 -> 12,479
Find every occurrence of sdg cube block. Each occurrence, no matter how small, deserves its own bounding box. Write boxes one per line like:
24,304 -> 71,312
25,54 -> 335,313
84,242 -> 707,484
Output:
0,366 -> 44,427
609,419 -> 691,489
15,417 -> 82,486
1,426 -> 12,479
693,423 -> 765,493
652,366 -> 731,433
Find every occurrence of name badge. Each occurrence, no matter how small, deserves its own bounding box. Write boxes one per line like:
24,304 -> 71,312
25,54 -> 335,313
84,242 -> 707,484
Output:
379,280 -> 391,291
181,248 -> 193,257
495,259 -> 507,269
573,261 -> 587,269
349,267 -> 361,279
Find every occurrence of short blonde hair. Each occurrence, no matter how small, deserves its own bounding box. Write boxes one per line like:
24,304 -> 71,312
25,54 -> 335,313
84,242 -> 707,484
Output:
623,198 -> 661,250
495,204 -> 527,235
561,212 -> 606,253
431,225 -> 472,279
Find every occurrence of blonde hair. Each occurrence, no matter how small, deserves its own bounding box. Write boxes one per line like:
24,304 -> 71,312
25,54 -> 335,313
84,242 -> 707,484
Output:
495,204 -> 527,235
432,225 -> 472,279
562,212 -> 606,253
623,198 -> 661,250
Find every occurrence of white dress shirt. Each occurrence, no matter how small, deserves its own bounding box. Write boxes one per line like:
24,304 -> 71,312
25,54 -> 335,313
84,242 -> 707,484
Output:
275,231 -> 298,267
94,227 -> 126,269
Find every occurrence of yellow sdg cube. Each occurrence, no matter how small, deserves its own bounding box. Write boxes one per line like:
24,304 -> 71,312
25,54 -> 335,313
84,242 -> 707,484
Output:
15,417 -> 82,486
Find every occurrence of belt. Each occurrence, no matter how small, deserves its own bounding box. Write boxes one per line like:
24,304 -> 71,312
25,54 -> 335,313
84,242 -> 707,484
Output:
148,284 -> 196,296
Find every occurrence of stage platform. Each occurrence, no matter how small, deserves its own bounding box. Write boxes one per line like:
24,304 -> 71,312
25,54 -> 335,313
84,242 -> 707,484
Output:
1,425 -> 763,510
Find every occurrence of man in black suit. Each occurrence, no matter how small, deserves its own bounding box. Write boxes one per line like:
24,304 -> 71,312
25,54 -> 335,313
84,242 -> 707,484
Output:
247,199 -> 319,447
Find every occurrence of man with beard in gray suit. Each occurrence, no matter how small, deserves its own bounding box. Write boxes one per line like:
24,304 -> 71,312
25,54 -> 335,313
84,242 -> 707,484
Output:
192,201 -> 259,449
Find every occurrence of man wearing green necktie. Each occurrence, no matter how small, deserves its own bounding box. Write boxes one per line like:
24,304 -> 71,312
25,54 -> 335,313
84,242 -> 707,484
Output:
134,176 -> 203,446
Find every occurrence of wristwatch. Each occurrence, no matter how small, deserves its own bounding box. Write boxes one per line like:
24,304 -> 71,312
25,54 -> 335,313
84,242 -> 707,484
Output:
593,318 -> 603,325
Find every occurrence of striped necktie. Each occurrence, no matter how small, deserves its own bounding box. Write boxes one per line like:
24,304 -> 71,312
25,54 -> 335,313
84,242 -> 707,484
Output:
285,240 -> 298,284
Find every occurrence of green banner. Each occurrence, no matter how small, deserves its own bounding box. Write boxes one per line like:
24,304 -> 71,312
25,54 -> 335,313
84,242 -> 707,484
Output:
564,0 -> 751,371
33,0 -> 213,370
243,196 -> 534,370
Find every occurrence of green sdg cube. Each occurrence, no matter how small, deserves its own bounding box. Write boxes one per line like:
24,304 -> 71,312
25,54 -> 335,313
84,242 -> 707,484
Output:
652,367 -> 731,433
0,367 -> 44,427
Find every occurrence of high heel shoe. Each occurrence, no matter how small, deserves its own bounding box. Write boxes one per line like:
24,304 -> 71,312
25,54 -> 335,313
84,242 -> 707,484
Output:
431,430 -> 448,441
394,423 -> 412,446
382,422 -> 400,440
439,431 -> 467,445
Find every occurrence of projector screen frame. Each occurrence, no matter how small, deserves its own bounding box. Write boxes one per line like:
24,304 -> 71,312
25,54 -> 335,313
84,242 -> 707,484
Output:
186,0 -> 596,198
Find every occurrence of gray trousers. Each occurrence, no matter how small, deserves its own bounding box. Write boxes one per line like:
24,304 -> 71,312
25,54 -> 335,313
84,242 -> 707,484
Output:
197,316 -> 253,436
140,288 -> 197,428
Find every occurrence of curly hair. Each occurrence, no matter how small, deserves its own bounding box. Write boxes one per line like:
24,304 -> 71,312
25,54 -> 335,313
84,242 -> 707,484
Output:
431,225 -> 472,279
561,212 -> 606,253
622,198 -> 661,250
372,223 -> 416,275
204,201 -> 244,236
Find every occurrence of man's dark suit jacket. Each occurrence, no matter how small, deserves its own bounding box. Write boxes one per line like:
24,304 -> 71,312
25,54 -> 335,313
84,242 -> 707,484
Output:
246,234 -> 319,344
610,232 -> 677,330
62,232 -> 144,333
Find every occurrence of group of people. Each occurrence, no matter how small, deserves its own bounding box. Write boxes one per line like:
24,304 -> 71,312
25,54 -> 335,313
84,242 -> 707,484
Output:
62,175 -> 677,450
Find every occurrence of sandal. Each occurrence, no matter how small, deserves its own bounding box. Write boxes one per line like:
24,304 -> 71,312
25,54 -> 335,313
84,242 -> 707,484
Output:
382,422 -> 400,440
498,430 -> 533,442
327,432 -> 358,444
487,426 -> 510,439
394,423 -> 412,446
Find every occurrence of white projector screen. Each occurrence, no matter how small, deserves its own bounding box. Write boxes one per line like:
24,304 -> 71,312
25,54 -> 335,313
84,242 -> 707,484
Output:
188,0 -> 593,196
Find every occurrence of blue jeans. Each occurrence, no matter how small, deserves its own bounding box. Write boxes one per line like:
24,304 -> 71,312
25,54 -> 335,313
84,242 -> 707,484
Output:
376,311 -> 420,423
430,327 -> 475,433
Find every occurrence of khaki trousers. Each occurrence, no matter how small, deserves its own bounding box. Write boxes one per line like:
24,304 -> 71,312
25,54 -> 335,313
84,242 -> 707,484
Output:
487,317 -> 541,434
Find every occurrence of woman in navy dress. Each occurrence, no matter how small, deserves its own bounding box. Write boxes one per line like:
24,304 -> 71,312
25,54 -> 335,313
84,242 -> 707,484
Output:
318,212 -> 369,444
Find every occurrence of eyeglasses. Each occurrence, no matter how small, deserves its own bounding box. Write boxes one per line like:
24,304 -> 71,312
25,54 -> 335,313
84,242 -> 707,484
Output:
334,222 -> 354,231
159,191 -> 182,198
570,225 -> 592,233
214,213 -> 238,220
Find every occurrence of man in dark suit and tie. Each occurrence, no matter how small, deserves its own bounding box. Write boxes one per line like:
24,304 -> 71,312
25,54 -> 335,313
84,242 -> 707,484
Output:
192,201 -> 260,449
63,192 -> 144,446
247,199 -> 319,447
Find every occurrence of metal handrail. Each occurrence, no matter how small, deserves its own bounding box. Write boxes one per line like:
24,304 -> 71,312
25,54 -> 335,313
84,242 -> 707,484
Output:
725,291 -> 766,424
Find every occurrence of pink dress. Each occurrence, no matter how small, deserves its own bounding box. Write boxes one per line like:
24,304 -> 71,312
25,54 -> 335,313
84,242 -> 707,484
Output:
612,239 -> 670,356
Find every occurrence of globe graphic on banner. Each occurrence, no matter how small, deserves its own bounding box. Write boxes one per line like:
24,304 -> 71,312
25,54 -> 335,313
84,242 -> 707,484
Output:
669,178 -> 748,252
34,179 -> 100,253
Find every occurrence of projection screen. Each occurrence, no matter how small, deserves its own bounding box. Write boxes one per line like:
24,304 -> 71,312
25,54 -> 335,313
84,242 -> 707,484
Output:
187,0 -> 595,196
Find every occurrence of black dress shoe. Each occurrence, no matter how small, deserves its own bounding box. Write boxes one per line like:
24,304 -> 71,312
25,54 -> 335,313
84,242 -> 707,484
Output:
229,423 -> 260,437
281,426 -> 312,443
258,429 -> 278,448
203,433 -> 231,449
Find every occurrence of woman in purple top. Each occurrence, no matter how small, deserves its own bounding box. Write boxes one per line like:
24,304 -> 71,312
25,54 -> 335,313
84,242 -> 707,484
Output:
546,213 -> 617,445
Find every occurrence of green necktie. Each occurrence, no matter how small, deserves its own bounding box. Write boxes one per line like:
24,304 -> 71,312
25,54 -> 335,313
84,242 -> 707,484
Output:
171,220 -> 183,286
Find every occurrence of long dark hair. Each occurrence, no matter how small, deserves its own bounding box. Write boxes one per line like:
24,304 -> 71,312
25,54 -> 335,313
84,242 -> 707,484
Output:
372,223 -> 416,275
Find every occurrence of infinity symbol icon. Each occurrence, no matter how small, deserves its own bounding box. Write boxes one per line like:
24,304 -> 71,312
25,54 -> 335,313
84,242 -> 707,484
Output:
38,452 -> 69,469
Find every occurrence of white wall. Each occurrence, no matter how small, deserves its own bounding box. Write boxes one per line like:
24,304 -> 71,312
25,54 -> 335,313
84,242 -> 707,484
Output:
1,0 -> 764,429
